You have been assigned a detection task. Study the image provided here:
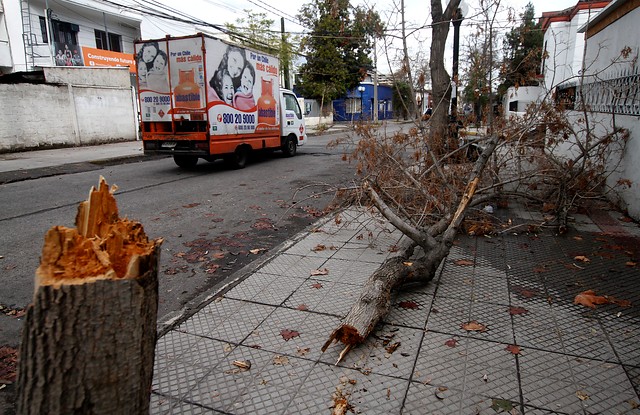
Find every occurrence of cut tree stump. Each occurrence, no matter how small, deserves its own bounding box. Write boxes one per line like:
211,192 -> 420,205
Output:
16,177 -> 162,415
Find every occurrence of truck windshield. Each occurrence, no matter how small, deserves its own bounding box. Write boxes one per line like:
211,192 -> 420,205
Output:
284,93 -> 302,119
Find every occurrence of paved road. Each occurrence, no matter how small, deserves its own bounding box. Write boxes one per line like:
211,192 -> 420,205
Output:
0,123 -> 409,348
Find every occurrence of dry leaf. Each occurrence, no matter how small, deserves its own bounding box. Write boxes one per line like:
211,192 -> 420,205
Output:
273,355 -> 289,366
454,259 -> 474,266
508,306 -> 529,316
461,321 -> 487,332
232,360 -> 251,370
574,290 -> 609,309
398,301 -> 419,309
296,347 -> 310,357
573,236 -> 583,241
280,329 -> 300,341
312,244 -> 327,252
385,342 -> 401,354
576,390 -> 589,401
574,255 -> 590,263
444,338 -> 458,348
626,261 -> 637,267
249,248 -> 266,255
213,252 -> 225,259
403,261 -> 413,266
311,283 -> 323,289
310,268 -> 329,276
505,344 -> 521,355
296,304 -> 308,311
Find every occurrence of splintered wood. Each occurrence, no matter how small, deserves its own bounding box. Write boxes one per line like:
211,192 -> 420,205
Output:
17,176 -> 163,415
36,176 -> 160,289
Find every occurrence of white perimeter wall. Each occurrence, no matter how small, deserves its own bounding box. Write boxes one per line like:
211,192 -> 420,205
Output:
0,67 -> 137,152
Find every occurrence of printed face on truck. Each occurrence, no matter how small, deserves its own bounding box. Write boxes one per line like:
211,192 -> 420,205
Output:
222,72 -> 234,105
227,49 -> 244,78
141,43 -> 158,64
151,52 -> 167,73
239,65 -> 254,94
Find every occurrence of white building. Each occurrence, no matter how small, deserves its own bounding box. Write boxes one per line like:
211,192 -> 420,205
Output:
539,0 -> 611,93
542,0 -> 640,219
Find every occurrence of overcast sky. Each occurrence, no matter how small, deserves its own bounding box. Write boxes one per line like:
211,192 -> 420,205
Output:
141,0 -> 581,74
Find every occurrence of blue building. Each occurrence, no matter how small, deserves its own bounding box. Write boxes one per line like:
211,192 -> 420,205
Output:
333,81 -> 394,122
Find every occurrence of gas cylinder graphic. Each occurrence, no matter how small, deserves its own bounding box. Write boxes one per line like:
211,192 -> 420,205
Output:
174,69 -> 201,108
257,78 -> 277,125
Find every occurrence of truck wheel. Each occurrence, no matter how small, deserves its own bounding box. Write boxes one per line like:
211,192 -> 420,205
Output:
226,146 -> 248,169
281,136 -> 297,157
173,155 -> 198,169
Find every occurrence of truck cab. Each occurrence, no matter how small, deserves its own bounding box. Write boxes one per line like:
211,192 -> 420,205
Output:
279,89 -> 306,157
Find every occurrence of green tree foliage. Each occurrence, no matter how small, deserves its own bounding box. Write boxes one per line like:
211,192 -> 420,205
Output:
498,2 -> 543,95
392,80 -> 414,120
296,0 -> 383,101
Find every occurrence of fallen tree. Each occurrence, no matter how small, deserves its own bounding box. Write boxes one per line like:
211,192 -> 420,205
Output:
323,127 -> 500,362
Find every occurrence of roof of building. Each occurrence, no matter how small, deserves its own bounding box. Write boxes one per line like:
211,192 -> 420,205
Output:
539,0 -> 611,31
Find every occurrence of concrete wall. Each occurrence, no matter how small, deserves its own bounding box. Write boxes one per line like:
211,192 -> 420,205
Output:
549,4 -> 640,220
0,67 -> 137,152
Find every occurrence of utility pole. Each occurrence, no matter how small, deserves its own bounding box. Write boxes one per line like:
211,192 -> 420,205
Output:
373,39 -> 378,122
281,18 -> 291,89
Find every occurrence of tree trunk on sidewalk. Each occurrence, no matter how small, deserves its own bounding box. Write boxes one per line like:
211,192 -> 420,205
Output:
323,133 -> 498,363
16,177 -> 162,415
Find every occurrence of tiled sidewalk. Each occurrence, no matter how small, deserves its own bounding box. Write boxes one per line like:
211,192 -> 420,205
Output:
150,207 -> 640,414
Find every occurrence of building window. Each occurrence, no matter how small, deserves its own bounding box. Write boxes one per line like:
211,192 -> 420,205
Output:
39,17 -> 48,44
51,20 -> 82,66
345,98 -> 362,114
95,30 -> 121,52
51,20 -> 78,48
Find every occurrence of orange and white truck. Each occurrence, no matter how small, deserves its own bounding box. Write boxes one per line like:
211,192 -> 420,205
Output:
134,34 -> 306,169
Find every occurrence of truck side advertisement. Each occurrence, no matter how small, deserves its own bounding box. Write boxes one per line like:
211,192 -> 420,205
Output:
204,37 -> 280,136
134,35 -> 280,135
135,40 -> 171,122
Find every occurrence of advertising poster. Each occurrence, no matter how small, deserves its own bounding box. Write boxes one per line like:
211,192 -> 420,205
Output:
135,40 -> 171,122
204,37 -> 280,136
54,42 -> 83,66
167,37 -> 206,121
82,47 -> 135,73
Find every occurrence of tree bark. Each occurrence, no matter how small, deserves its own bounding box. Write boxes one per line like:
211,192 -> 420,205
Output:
430,0 -> 460,146
16,177 -> 162,415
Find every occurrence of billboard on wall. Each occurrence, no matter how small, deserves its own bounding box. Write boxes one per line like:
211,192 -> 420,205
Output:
204,36 -> 280,136
53,42 -> 84,66
82,47 -> 135,73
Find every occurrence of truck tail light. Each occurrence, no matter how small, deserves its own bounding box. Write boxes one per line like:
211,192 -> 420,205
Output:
299,135 -> 304,141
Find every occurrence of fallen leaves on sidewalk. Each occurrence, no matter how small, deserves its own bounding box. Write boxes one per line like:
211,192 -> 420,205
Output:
280,329 -> 300,341
454,259 -> 474,266
311,268 -> 329,276
273,355 -> 289,366
398,301 -> 419,309
508,306 -> 529,316
576,390 -> 589,401
505,344 -> 521,355
444,338 -> 458,348
574,255 -> 590,263
574,290 -> 632,309
311,282 -> 323,289
461,321 -> 487,332
225,359 -> 252,374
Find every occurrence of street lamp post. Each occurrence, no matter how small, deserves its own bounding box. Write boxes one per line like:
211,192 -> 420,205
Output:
450,3 -> 466,137
357,86 -> 365,120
